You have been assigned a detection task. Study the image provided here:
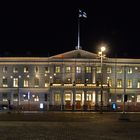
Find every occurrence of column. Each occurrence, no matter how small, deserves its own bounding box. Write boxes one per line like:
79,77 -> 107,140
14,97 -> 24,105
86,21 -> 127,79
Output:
92,67 -> 96,83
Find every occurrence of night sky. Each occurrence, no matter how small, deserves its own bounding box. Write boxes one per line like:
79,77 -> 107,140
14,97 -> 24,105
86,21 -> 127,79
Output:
1,1 -> 140,58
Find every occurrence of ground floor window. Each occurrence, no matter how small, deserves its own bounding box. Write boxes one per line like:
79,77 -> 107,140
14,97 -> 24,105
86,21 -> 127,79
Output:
137,95 -> 140,102
13,93 -> 18,101
2,93 -> 8,101
65,94 -> 71,101
76,94 -> 81,101
86,94 -> 92,101
54,93 -> 61,103
116,95 -> 122,102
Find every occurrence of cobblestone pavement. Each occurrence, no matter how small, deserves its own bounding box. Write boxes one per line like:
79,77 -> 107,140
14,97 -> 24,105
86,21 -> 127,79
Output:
0,112 -> 140,140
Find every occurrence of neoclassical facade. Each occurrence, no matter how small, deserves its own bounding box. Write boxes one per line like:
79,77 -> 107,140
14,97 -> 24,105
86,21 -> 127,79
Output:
0,49 -> 140,111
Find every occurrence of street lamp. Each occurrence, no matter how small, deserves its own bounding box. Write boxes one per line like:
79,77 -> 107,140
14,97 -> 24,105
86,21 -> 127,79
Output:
98,46 -> 106,113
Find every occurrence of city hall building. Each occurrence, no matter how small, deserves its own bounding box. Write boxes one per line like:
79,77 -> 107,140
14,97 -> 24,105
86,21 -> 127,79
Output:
0,49 -> 140,111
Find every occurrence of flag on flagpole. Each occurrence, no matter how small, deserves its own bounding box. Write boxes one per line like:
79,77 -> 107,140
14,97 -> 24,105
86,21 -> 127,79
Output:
79,9 -> 87,18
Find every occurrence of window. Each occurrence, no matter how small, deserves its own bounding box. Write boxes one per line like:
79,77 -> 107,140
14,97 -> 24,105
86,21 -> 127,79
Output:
66,78 -> 71,84
45,79 -> 49,87
13,78 -> 18,87
85,66 -> 91,73
107,67 -> 112,73
116,95 -> 122,102
32,95 -> 39,102
76,66 -> 81,73
117,67 -> 122,73
13,94 -> 18,101
34,78 -> 39,87
35,66 -> 39,73
117,79 -> 122,88
86,94 -> 92,101
3,66 -> 7,73
107,79 -> 112,87
2,93 -> 8,101
24,79 -> 29,87
55,78 -> 61,84
13,67 -> 18,73
128,67 -> 132,74
127,95 -> 135,102
76,78 -> 82,84
137,81 -> 140,88
96,67 -> 101,73
85,78 -> 90,84
24,66 -> 29,73
66,66 -> 71,73
23,94 -> 28,101
2,77 -> 8,87
45,67 -> 49,73
127,79 -> 132,88
54,93 -> 61,103
65,94 -> 71,101
137,95 -> 140,102
55,66 -> 60,73
76,94 -> 81,101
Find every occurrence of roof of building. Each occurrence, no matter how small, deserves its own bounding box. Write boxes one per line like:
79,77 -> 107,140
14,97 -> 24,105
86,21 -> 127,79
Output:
50,49 -> 97,59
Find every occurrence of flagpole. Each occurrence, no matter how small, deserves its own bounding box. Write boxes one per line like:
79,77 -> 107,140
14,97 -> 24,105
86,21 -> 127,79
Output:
76,9 -> 86,50
77,17 -> 80,50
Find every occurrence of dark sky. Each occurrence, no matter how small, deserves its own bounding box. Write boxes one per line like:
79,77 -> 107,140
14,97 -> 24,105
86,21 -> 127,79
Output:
0,1 -> 140,58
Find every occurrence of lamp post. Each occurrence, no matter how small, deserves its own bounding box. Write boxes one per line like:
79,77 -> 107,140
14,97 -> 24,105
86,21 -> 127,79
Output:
98,46 -> 106,114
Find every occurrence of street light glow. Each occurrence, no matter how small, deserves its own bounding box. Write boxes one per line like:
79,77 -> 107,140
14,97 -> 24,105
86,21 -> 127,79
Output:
101,46 -> 106,52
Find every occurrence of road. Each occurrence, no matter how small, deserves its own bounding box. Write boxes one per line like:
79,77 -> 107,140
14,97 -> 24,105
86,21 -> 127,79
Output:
0,112 -> 140,140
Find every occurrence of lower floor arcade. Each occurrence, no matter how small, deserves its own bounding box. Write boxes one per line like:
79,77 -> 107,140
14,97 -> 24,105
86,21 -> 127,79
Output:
1,87 -> 140,112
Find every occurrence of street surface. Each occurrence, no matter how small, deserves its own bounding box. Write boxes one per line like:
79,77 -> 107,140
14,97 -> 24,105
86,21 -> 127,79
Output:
0,112 -> 140,140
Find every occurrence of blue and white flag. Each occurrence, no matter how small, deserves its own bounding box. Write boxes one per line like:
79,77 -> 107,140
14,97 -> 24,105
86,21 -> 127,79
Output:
79,9 -> 87,18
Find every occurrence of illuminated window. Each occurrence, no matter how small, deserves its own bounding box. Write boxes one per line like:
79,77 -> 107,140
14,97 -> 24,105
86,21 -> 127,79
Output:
2,93 -> 8,101
24,66 -> 29,73
128,67 -> 132,74
45,67 -> 49,73
117,79 -> 122,88
65,94 -> 71,101
24,79 -> 29,87
66,66 -> 71,73
35,66 -> 39,73
2,77 -> 8,87
117,67 -> 122,73
34,78 -> 39,87
107,67 -> 112,73
96,67 -> 101,73
32,95 -> 39,102
137,81 -> 140,88
3,66 -> 7,73
127,95 -> 135,102
107,78 -> 112,87
127,79 -> 132,88
55,66 -> 60,73
76,66 -> 81,73
76,94 -> 81,101
45,79 -> 49,87
85,66 -> 91,73
86,94 -> 91,101
23,94 -> 28,101
13,67 -> 18,73
137,95 -> 140,102
54,93 -> 61,103
13,78 -> 18,87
